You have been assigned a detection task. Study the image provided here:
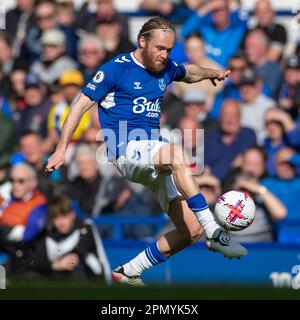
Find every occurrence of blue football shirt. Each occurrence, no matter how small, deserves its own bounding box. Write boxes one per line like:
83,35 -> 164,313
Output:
81,51 -> 186,158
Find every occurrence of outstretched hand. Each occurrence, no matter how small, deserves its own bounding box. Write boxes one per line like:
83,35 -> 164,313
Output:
45,148 -> 66,173
209,70 -> 231,87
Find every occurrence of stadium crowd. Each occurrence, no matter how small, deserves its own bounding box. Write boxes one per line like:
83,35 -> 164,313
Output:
1,0 -> 300,278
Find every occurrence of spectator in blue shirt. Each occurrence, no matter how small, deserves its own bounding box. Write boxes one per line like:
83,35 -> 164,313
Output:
263,108 -> 300,175
210,52 -> 248,119
181,0 -> 247,67
204,99 -> 257,180
278,55 -> 300,118
244,29 -> 283,98
262,147 -> 300,242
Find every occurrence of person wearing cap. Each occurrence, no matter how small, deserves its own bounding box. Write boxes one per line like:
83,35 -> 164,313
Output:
46,69 -> 91,151
182,89 -> 218,132
30,28 -> 77,85
278,55 -> 300,114
16,74 -> 51,138
239,68 -> 275,144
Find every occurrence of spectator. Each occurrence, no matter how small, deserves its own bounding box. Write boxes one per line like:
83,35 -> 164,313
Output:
181,0 -> 247,67
0,32 -> 15,79
12,195 -> 111,281
46,69 -> 91,152
5,0 -> 35,59
5,0 -> 35,40
178,116 -> 204,174
172,33 -> 223,110
22,0 -> 58,64
67,144 -> 102,215
261,147 -> 300,242
265,108 -> 300,147
8,67 -> 27,112
0,94 -> 13,120
15,74 -> 51,138
182,90 -> 218,132
263,108 -> 300,173
227,173 -> 286,242
56,1 -> 79,59
77,34 -> 106,83
0,163 -> 46,253
204,99 -> 256,180
223,147 -> 286,241
80,0 -> 129,40
95,16 -> 135,63
223,146 -> 268,191
19,131 -> 61,197
244,29 -> 283,98
0,32 -> 15,97
278,55 -> 300,117
263,109 -> 287,176
184,0 -> 203,11
0,112 -> 15,167
210,52 -> 248,119
247,0 -> 287,61
139,0 -> 176,17
239,68 -> 275,144
30,28 -> 78,85
0,160 -> 11,202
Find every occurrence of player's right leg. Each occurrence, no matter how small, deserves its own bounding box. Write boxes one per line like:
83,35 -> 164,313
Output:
112,196 -> 246,286
152,143 -> 247,259
112,196 -> 203,286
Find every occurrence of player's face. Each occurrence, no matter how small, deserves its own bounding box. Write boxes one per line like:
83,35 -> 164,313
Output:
143,30 -> 175,73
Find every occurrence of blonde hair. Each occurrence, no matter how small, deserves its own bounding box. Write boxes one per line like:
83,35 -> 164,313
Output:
137,17 -> 175,46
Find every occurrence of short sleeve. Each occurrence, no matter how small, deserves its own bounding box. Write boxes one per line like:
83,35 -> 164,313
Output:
82,61 -> 116,102
166,59 -> 186,83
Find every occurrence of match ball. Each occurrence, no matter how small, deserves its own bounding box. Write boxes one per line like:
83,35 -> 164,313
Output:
214,191 -> 256,231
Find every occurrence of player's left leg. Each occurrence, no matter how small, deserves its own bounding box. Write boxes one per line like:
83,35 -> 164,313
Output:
112,197 -> 203,286
153,143 -> 247,258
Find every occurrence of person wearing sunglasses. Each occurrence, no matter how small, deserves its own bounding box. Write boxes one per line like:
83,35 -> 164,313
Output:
0,162 -> 46,255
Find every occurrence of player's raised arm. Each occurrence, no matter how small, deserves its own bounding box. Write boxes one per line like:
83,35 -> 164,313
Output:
45,93 -> 96,173
182,64 -> 231,87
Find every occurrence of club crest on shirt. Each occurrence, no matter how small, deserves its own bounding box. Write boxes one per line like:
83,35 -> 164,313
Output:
158,78 -> 166,91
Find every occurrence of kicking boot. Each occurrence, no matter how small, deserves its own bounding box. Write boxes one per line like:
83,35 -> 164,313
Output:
112,266 -> 145,287
206,229 -> 247,259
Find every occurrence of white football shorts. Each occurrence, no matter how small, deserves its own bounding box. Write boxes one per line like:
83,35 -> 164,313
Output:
112,140 -> 181,213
